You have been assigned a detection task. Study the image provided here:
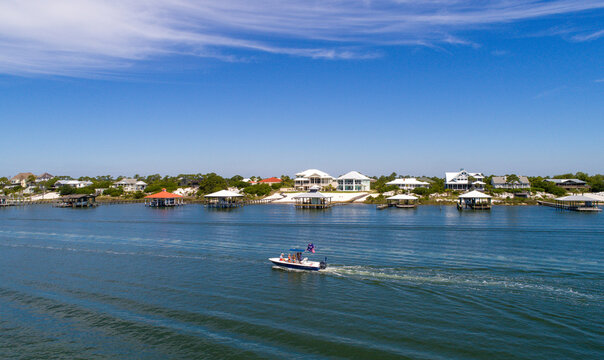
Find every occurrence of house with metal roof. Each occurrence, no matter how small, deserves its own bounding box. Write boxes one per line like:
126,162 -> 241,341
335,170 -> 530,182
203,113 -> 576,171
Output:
55,179 -> 93,188
294,169 -> 335,191
336,171 -> 371,191
113,178 -> 147,192
386,177 -> 430,191
445,170 -> 485,191
545,179 -> 589,190
491,176 -> 530,189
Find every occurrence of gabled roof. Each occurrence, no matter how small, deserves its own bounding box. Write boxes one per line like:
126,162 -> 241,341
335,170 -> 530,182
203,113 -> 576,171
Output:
135,181 -> 147,185
11,172 -> 34,181
37,172 -> 54,179
295,169 -> 333,179
204,190 -> 243,198
459,190 -> 492,199
337,171 -> 370,180
492,176 -> 530,185
555,195 -> 597,202
584,193 -> 604,202
145,189 -> 182,199
386,178 -> 430,186
445,170 -> 484,183
292,190 -> 331,199
259,177 -> 282,183
546,179 -> 587,185
114,178 -> 140,185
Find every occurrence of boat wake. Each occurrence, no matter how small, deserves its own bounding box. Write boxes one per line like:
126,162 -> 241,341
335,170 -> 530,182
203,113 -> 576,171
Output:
322,265 -> 597,300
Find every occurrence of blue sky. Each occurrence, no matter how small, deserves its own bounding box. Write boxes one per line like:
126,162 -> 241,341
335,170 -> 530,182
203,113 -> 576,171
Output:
1,1 -> 603,178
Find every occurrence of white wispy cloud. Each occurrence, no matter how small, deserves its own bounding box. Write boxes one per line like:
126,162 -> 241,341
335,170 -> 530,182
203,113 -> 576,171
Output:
571,29 -> 604,42
1,0 -> 603,76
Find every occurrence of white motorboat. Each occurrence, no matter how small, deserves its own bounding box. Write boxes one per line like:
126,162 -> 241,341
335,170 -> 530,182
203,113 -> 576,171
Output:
269,246 -> 326,271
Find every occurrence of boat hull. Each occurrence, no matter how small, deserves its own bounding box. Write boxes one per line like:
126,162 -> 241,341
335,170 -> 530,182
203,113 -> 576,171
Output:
269,258 -> 322,271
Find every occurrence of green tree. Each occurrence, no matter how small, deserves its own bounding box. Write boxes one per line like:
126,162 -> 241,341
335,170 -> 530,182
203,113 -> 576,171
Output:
27,175 -> 37,185
197,173 -> 228,195
59,186 -> 75,195
243,184 -> 272,197
506,174 -> 520,184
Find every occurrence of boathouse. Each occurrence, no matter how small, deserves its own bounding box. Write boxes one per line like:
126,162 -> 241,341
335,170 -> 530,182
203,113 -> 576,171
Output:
57,194 -> 96,208
386,194 -> 418,208
293,186 -> 332,209
551,195 -> 602,212
457,190 -> 492,210
144,188 -> 184,207
204,190 -> 244,208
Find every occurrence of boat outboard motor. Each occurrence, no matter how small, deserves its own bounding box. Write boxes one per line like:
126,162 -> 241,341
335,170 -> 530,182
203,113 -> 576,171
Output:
319,257 -> 327,270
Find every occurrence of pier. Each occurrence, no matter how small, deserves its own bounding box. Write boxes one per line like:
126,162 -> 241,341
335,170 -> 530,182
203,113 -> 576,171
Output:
539,196 -> 602,212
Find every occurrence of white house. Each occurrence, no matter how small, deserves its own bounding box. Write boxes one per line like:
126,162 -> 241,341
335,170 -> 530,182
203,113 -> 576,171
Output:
386,178 -> 430,191
113,178 -> 147,192
294,169 -> 335,191
55,180 -> 93,188
337,171 -> 371,191
445,170 -> 485,191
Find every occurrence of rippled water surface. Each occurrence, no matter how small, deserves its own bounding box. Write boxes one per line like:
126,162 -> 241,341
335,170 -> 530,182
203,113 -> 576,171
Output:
0,204 -> 602,359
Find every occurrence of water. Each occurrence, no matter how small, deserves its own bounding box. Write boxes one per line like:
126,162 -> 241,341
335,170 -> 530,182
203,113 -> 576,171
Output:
0,204 -> 602,359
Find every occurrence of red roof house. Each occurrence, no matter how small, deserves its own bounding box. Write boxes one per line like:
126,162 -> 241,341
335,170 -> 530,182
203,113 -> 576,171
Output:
258,177 -> 282,184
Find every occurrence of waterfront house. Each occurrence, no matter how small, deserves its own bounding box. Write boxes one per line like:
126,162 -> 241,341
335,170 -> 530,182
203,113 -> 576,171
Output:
457,190 -> 492,210
36,173 -> 54,182
204,189 -> 244,208
113,178 -> 147,192
144,189 -> 184,207
10,172 -> 34,187
292,186 -> 332,209
491,176 -> 530,189
545,179 -> 589,190
386,194 -> 418,208
294,169 -> 335,191
55,180 -> 93,188
445,170 -> 485,191
386,178 -> 430,191
57,194 -> 96,208
258,177 -> 282,185
337,171 -> 371,191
